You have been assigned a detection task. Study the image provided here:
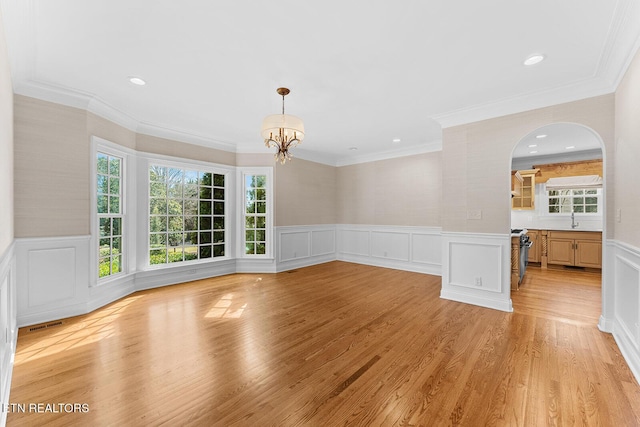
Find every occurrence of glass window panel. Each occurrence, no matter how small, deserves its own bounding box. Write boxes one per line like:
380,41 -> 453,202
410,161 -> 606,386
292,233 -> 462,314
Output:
199,245 -> 212,259
246,216 -> 255,228
199,232 -> 212,244
585,197 -> 597,204
256,216 -> 265,228
199,172 -> 212,186
573,197 -> 584,205
184,216 -> 197,231
184,170 -> 198,184
168,248 -> 184,263
586,189 -> 597,195
213,244 -> 224,257
214,202 -> 224,215
574,190 -> 584,195
246,202 -> 256,214
168,183 -> 183,198
213,188 -> 224,200
97,153 -> 109,174
199,201 -> 212,215
99,258 -> 110,277
255,175 -> 266,188
112,218 -> 121,235
109,177 -> 120,195
256,230 -> 265,241
99,238 -> 110,249
97,195 -> 108,214
246,175 -> 254,188
112,255 -> 122,274
168,168 -> 183,183
246,230 -> 255,241
185,232 -> 198,245
184,200 -> 198,216
213,217 -> 224,230
200,216 -> 212,230
150,249 -> 166,264
256,202 -> 266,214
200,187 -> 212,199
150,182 -> 165,198
99,218 -> 110,237
150,216 -> 166,233
213,174 -> 225,186
257,189 -> 266,201
184,249 -> 198,261
97,175 -> 108,194
109,157 -> 121,176
168,233 -> 183,247
168,200 -> 183,215
574,206 -> 584,213
586,205 -> 598,213
168,216 -> 183,232
256,243 -> 266,255
150,198 -> 166,215
112,237 -> 122,252
214,231 -> 224,243
245,243 -> 255,255
150,166 -> 167,182
184,184 -> 198,199
109,196 -> 120,214
150,233 -> 167,247
246,190 -> 256,202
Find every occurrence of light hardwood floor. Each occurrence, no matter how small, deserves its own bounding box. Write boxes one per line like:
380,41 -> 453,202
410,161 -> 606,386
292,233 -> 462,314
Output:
7,262 -> 640,426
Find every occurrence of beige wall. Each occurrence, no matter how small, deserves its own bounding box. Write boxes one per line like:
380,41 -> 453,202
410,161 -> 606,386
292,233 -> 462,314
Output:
14,95 -> 89,237
275,158 -> 337,226
136,134 -> 236,166
442,94 -> 615,237
337,152 -> 442,226
0,12 -> 13,253
614,48 -> 640,247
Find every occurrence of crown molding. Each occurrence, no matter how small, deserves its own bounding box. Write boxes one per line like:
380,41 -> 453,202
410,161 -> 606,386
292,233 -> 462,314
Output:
334,141 -> 442,167
433,0 -> 640,129
135,121 -> 236,153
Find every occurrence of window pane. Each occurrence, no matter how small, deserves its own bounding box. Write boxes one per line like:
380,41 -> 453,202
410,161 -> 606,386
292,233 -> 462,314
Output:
214,202 -> 224,215
574,206 -> 584,213
150,216 -> 167,233
214,231 -> 224,243
256,230 -> 265,241
184,170 -> 198,184
213,244 -> 224,257
199,245 -> 212,259
184,216 -> 197,231
112,237 -> 121,252
246,230 -> 255,241
213,217 -> 224,230
246,201 -> 256,214
199,232 -> 212,244
213,174 -> 225,186
109,196 -> 120,214
184,184 -> 198,199
109,158 -> 121,176
112,218 -> 121,235
585,197 -> 597,204
255,175 -> 266,188
256,217 -> 266,228
99,258 -> 110,277
246,216 -> 255,228
168,183 -> 182,198
150,198 -> 166,215
200,172 -> 212,186
168,248 -> 183,263
200,187 -> 212,199
200,216 -> 212,230
109,177 -> 120,195
150,166 -> 167,182
257,202 -> 266,214
256,243 -> 266,255
168,216 -> 183,232
185,232 -> 198,245
97,175 -> 108,194
168,233 -> 183,247
99,218 -> 111,237
586,205 -> 598,213
168,200 -> 183,215
200,201 -> 211,215
150,233 -> 167,247
97,195 -> 108,214
245,243 -> 255,255
213,188 -> 224,200
257,189 -> 266,201
97,154 -> 109,174
150,249 -> 166,264
112,255 -> 122,274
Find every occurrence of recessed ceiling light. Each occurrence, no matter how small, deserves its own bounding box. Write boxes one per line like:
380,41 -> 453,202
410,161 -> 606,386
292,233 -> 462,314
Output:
565,146 -> 575,150
529,151 -> 538,154
392,138 -> 401,144
528,144 -> 537,148
128,76 -> 146,86
524,54 -> 545,66
349,147 -> 358,151
535,134 -> 547,139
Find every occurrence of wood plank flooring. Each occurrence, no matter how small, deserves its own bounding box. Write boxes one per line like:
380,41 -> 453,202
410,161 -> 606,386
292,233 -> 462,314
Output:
7,261 -> 640,426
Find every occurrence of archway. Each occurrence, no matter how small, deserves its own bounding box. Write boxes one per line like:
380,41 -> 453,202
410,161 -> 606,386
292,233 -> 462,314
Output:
509,122 -> 606,324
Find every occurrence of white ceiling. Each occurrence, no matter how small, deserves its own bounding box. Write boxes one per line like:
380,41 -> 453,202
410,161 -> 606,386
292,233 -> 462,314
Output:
2,0 -> 640,165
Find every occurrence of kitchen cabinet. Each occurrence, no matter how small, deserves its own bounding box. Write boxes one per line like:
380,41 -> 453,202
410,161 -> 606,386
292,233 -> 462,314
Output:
526,229 -> 540,263
512,169 -> 539,210
547,231 -> 602,268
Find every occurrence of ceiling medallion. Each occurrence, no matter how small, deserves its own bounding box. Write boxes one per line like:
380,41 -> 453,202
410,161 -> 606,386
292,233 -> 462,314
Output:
261,87 -> 305,164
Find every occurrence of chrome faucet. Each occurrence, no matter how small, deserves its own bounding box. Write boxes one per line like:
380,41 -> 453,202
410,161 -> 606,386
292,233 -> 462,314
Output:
571,212 -> 579,229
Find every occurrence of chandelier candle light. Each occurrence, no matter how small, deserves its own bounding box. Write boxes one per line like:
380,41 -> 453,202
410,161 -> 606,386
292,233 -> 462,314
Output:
261,87 -> 305,164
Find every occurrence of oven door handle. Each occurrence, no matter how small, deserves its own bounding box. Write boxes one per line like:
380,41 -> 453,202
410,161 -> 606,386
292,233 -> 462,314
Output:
526,241 -> 533,248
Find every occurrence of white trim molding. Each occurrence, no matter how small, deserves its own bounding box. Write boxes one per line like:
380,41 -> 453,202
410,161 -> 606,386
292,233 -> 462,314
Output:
440,231 -> 513,313
0,241 -> 17,427
336,225 -> 442,276
276,225 -> 337,272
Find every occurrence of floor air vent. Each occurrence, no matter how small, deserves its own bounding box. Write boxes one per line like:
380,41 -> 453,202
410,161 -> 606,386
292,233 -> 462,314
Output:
29,321 -> 63,332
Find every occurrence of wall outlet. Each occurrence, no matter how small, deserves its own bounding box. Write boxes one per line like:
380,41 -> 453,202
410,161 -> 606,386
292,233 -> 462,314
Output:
467,210 -> 482,220
475,277 -> 482,286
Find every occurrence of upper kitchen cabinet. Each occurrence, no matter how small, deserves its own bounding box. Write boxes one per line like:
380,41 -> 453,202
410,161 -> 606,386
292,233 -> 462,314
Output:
512,169 -> 539,210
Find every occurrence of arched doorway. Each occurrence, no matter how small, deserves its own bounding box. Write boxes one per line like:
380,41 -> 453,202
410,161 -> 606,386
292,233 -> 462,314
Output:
509,123 -> 606,323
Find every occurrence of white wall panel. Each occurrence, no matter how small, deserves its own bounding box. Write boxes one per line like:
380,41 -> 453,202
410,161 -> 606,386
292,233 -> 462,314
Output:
311,229 -> 335,256
0,242 -> 17,425
412,233 -> 442,265
279,231 -> 310,262
276,226 -> 337,271
448,242 -> 502,293
371,231 -> 410,261
340,229 -> 370,256
27,247 -> 76,307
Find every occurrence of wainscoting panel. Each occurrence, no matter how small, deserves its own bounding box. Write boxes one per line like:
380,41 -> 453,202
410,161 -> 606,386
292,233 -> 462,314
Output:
15,236 -> 91,326
0,242 -> 17,427
611,240 -> 640,385
276,226 -> 337,271
441,232 -> 512,312
337,225 -> 441,275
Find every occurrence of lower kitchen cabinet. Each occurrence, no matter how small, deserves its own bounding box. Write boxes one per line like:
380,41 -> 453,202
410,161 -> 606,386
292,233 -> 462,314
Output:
526,229 -> 540,263
547,231 -> 602,268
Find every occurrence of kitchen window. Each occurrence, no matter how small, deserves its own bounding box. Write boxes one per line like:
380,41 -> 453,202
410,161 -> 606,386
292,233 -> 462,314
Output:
547,188 -> 600,214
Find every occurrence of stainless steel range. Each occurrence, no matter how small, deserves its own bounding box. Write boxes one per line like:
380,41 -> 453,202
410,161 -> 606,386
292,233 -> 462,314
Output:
511,229 -> 533,282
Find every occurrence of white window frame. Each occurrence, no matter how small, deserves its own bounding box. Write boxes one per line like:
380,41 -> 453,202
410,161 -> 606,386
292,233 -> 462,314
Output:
543,185 -> 602,216
141,155 -> 235,269
238,168 -> 273,259
90,137 -> 136,286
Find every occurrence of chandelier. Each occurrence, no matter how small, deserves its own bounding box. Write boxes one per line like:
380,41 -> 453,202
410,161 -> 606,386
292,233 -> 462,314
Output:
261,87 -> 305,164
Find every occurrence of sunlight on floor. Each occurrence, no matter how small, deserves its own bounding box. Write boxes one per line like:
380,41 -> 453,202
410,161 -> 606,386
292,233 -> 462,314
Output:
15,295 -> 144,365
205,293 -> 247,319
